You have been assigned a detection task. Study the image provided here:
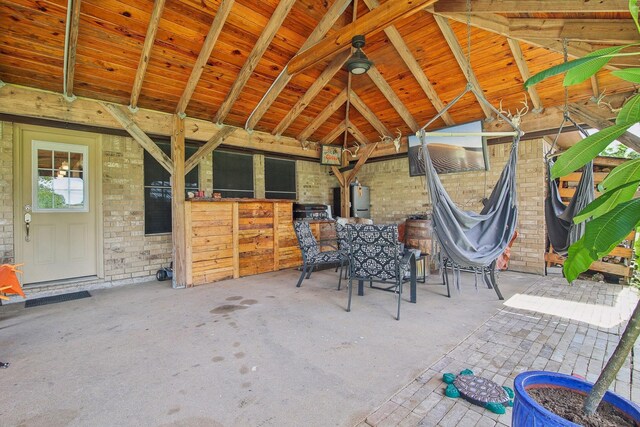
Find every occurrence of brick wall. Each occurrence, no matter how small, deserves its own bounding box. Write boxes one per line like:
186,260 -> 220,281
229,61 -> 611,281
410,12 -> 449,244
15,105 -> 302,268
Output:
101,134 -> 173,283
296,159 -> 333,205
0,122 -> 14,264
356,138 -> 546,274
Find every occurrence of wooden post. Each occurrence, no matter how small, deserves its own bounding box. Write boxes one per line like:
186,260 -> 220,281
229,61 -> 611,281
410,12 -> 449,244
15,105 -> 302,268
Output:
340,184 -> 350,217
171,114 -> 187,288
232,202 -> 240,279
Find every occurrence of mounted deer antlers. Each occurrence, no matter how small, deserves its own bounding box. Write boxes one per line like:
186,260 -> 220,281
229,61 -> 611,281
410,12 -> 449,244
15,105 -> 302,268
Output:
378,129 -> 403,152
497,95 -> 529,128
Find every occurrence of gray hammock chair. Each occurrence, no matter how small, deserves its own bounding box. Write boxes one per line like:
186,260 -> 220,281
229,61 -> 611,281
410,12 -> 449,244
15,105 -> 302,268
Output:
544,116 -> 595,256
419,84 -> 523,299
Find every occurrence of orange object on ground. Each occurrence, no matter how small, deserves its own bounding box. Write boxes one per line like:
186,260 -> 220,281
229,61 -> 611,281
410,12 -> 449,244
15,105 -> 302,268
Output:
0,264 -> 25,298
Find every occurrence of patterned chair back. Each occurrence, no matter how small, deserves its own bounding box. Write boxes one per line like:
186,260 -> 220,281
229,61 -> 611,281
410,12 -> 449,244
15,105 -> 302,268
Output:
347,224 -> 401,280
335,222 -> 349,251
293,221 -> 320,261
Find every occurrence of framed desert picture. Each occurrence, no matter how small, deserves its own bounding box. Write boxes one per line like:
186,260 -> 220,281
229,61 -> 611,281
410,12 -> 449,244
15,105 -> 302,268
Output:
320,145 -> 343,166
407,120 -> 489,176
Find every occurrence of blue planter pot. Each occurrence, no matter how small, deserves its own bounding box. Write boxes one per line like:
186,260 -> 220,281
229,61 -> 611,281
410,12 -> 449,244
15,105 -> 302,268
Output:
513,371 -> 640,426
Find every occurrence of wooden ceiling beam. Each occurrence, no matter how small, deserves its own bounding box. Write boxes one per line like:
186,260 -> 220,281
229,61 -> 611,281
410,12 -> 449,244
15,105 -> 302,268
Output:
434,0 -> 629,13
568,104 -> 640,153
346,142 -> 379,184
245,0 -> 351,131
363,0 -> 454,126
273,50 -> 350,136
129,0 -> 165,111
506,38 -> 543,112
349,91 -> 391,137
322,120 -> 347,144
298,88 -> 348,141
175,0 -> 234,116
63,0 -> 82,100
509,19 -> 639,44
102,102 -> 174,174
184,125 -> 236,174
1,84 -> 319,159
367,65 -> 419,132
432,11 -> 632,68
214,0 -> 296,124
433,15 -> 494,120
288,0 -> 439,75
347,123 -> 371,146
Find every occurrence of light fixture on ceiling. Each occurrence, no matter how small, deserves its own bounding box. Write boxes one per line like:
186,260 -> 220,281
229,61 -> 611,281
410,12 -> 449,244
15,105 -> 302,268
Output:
346,35 -> 372,75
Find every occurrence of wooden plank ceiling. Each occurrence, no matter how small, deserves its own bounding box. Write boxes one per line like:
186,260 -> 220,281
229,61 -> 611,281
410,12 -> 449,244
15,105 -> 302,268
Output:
0,0 -> 637,152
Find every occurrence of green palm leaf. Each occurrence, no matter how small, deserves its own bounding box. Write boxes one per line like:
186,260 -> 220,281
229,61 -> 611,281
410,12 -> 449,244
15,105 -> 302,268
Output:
564,46 -> 627,86
524,56 -> 604,89
566,199 -> 640,281
551,124 -> 633,179
612,68 -> 640,83
616,94 -> 640,124
631,0 -> 640,33
574,179 -> 640,223
601,159 -> 640,190
564,237 -> 594,282
583,198 -> 640,257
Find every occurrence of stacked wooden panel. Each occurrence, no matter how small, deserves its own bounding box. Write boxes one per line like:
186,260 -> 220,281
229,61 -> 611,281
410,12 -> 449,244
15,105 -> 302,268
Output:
186,200 -> 329,286
238,201 -> 275,277
187,201 -> 235,285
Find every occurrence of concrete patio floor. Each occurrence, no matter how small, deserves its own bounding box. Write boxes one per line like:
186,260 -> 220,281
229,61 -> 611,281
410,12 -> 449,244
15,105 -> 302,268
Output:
0,268 -> 636,426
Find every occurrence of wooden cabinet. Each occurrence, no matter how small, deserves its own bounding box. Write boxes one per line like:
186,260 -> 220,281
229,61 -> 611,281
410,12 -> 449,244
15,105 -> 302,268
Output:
185,199 -> 321,286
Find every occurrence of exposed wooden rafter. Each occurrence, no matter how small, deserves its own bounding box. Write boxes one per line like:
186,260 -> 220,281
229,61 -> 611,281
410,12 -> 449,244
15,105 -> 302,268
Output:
434,0 -> 629,13
298,88 -> 348,141
506,38 -> 543,112
245,0 -> 351,131
214,0 -> 296,124
129,0 -> 166,111
288,0 -> 439,75
362,0 -> 454,126
347,123 -> 370,146
102,102 -> 174,174
509,19 -> 638,44
322,120 -> 347,144
568,103 -> 640,152
367,65 -> 419,132
175,0 -> 235,116
349,91 -> 391,137
346,141 -> 378,183
184,126 -> 236,173
433,15 -> 494,120
273,50 -> 350,136
63,0 -> 82,100
433,12 -> 632,68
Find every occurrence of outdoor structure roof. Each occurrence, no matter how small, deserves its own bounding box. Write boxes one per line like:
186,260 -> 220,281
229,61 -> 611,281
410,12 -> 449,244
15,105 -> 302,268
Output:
1,0 -> 638,154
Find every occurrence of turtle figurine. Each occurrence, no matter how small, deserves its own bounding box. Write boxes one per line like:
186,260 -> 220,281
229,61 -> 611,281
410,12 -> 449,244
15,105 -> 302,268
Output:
442,369 -> 514,414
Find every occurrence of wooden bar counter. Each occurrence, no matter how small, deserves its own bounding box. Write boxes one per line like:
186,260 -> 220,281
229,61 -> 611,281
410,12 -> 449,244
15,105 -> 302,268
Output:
185,199 -> 332,286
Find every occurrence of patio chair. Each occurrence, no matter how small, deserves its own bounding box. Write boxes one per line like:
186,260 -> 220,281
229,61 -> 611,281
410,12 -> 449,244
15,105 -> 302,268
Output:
293,221 -> 349,289
346,224 -> 416,320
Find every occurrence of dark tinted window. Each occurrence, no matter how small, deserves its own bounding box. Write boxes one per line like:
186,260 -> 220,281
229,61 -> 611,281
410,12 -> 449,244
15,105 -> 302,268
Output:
144,141 -> 199,234
213,151 -> 254,198
265,157 -> 296,200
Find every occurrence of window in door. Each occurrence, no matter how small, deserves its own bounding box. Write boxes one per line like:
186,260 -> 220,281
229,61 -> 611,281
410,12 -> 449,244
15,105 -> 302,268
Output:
33,141 -> 88,212
144,141 -> 199,235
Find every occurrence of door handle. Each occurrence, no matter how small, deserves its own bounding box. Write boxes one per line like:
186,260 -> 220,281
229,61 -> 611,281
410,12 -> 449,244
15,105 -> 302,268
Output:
24,212 -> 31,242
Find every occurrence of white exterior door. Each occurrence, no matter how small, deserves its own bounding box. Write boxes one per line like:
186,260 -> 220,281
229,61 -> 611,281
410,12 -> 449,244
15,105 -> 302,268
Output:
16,126 -> 99,284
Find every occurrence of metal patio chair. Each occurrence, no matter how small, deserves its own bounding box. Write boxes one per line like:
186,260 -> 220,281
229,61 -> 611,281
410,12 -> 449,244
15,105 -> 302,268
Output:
293,221 -> 349,289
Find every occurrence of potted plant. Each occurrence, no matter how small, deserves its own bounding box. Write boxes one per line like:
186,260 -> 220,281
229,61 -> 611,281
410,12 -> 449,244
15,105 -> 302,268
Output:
511,2 -> 640,425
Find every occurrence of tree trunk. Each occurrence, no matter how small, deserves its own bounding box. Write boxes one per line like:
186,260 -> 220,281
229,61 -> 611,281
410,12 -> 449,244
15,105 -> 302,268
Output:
583,299 -> 640,415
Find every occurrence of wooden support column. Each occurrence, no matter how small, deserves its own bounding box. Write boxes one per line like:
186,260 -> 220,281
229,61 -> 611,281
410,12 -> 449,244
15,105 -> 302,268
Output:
171,114 -> 187,288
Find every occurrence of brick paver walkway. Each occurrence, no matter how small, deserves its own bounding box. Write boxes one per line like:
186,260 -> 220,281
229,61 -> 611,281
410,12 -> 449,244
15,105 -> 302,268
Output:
358,275 -> 640,426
